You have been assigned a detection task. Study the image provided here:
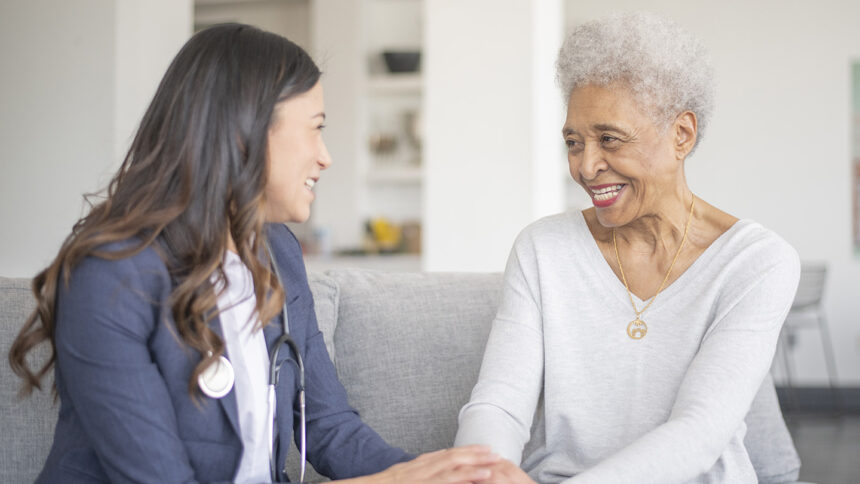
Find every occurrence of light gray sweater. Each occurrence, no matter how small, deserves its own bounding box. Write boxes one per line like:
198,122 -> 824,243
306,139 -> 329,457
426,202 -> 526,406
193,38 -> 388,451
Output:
455,211 -> 800,483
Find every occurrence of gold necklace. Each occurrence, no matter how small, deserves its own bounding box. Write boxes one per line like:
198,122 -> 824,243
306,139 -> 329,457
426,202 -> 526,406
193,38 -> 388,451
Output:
613,195 -> 695,340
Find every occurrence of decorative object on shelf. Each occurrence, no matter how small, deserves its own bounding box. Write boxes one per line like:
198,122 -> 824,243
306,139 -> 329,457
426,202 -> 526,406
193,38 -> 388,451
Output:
402,110 -> 422,166
368,133 -> 398,156
403,109 -> 422,160
382,50 -> 421,73
401,221 -> 422,254
365,217 -> 403,253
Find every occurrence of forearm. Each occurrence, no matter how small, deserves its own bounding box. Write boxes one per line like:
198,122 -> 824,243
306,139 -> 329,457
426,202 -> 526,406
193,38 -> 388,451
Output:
456,240 -> 545,464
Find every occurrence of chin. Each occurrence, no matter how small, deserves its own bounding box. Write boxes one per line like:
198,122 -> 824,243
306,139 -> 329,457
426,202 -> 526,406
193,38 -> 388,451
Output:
288,207 -> 311,224
594,208 -> 625,228
266,208 -> 310,225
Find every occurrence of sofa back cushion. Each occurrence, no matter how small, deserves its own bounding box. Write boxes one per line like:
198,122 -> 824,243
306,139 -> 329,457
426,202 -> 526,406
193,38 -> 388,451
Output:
285,269 -> 502,482
326,269 -> 503,454
0,277 -> 56,484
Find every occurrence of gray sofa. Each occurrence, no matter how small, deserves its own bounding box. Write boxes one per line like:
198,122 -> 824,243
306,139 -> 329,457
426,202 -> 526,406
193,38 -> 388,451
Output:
1,270 -> 800,483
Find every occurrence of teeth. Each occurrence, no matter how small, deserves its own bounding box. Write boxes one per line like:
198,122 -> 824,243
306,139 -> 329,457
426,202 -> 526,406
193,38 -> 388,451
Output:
305,179 -> 316,190
592,184 -> 623,201
592,184 -> 623,194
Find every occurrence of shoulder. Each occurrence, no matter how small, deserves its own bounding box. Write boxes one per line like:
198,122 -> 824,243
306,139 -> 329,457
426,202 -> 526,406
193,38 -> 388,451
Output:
713,220 -> 800,303
63,238 -> 170,300
56,239 -> 171,339
513,211 -> 584,250
722,220 -> 799,273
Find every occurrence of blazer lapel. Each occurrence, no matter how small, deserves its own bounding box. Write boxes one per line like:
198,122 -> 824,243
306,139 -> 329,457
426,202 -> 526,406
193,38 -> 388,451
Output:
207,315 -> 241,440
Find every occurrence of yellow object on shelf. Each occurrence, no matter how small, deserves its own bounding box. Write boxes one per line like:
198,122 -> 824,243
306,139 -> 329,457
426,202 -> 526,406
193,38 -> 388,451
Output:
367,217 -> 402,252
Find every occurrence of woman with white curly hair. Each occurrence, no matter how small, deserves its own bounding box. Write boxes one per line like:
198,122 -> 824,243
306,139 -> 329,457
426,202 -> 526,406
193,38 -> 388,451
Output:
455,12 -> 800,484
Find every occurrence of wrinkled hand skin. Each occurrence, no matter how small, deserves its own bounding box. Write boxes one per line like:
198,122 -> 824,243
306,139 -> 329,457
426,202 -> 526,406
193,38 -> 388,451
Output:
337,445 -> 503,484
473,458 -> 537,484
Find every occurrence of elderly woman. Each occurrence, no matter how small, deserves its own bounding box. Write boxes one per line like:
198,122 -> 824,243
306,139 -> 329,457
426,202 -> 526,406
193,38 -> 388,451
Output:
455,13 -> 800,484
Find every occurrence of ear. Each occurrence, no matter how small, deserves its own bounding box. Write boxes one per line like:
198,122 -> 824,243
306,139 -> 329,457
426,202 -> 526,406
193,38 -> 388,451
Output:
672,111 -> 698,160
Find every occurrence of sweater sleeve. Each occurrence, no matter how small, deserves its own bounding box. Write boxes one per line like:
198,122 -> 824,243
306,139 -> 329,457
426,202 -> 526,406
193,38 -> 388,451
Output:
455,233 -> 545,464
564,244 -> 800,483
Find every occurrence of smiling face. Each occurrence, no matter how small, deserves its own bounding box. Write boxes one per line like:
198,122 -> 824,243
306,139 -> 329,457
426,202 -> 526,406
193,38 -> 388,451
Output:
264,81 -> 331,224
563,83 -> 693,228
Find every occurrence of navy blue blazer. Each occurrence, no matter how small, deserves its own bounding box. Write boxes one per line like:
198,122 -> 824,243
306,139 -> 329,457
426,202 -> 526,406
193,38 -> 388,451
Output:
37,224 -> 408,483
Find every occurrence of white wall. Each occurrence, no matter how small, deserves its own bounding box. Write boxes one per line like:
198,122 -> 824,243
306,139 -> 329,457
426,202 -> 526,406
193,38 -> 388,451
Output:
309,0 -> 366,250
0,0 -> 192,278
423,0 -> 566,272
116,1 -> 194,160
563,0 -> 860,385
195,0 -> 310,48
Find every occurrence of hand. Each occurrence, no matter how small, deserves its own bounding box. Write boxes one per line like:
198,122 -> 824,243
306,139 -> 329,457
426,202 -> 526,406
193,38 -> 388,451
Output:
342,445 -> 501,484
474,459 -> 536,484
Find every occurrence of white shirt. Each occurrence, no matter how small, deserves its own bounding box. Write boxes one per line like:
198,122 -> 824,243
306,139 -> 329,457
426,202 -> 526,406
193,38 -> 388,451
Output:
214,251 -> 272,483
455,211 -> 800,483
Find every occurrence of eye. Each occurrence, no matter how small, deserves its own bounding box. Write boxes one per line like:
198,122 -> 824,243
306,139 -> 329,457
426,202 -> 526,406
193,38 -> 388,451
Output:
317,124 -> 327,131
565,139 -> 582,153
600,134 -> 621,147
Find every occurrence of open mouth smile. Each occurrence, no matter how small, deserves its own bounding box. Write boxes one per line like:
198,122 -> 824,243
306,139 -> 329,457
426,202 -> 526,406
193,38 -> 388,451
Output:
589,183 -> 625,207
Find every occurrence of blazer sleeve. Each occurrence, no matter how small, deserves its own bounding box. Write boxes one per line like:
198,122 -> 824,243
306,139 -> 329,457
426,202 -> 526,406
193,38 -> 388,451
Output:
268,224 -> 411,480
54,252 -> 226,484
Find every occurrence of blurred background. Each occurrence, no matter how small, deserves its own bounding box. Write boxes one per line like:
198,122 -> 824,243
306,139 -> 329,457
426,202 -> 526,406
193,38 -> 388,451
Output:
1,1 -> 859,480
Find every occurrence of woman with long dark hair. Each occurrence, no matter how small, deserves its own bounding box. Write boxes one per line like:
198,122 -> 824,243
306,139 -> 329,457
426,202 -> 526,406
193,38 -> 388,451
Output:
9,24 -> 497,483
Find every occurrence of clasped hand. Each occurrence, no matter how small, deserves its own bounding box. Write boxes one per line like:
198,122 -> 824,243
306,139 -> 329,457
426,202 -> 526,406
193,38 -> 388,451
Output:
341,446 -> 536,484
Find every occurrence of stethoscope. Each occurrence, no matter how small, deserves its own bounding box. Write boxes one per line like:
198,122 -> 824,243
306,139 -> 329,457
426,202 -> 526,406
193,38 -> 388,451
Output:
197,241 -> 307,483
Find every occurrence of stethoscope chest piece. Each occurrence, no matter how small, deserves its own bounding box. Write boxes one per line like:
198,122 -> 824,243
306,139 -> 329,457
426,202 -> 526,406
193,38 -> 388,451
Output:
198,354 -> 235,399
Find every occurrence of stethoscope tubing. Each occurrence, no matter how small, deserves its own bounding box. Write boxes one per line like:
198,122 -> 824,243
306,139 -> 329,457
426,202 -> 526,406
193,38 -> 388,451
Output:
268,332 -> 306,482
265,240 -> 307,483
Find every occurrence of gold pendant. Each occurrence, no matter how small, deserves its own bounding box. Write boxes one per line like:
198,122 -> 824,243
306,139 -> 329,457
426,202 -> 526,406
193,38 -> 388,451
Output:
627,319 -> 647,340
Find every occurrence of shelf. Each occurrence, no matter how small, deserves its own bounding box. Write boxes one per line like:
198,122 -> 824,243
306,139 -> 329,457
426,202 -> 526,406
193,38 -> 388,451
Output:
304,253 -> 421,273
367,165 -> 423,184
368,74 -> 422,94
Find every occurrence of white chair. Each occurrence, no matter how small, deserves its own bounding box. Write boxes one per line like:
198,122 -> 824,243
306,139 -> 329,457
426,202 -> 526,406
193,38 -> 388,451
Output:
776,263 -> 839,409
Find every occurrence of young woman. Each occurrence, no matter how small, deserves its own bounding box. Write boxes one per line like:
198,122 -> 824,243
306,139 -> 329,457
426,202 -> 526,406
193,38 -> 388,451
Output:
9,24 -> 497,484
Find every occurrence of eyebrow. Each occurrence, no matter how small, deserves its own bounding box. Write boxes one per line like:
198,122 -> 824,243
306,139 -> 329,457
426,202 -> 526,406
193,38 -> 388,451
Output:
562,123 -> 627,137
562,126 -> 578,137
312,112 -> 326,120
593,123 -> 625,133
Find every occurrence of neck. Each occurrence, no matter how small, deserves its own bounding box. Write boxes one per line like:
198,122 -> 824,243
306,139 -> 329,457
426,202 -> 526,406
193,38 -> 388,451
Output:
226,232 -> 238,254
615,190 -> 695,255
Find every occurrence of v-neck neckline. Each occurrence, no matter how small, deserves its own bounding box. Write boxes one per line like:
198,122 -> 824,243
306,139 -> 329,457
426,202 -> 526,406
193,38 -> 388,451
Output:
572,210 -> 750,311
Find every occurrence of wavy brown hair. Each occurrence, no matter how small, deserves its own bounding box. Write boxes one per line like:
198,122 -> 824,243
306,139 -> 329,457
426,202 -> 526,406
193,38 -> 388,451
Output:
8,24 -> 321,398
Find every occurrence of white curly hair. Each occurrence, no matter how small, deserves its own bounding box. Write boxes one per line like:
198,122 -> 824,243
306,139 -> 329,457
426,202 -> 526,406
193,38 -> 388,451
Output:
556,12 -> 715,152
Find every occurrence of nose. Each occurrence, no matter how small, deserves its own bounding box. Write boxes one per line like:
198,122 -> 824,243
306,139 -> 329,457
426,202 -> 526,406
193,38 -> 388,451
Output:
577,141 -> 606,181
319,139 -> 332,170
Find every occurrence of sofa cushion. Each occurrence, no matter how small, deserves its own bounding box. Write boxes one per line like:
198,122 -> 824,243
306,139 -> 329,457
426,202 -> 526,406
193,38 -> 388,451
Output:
287,269 -> 503,482
324,269 -> 504,456
307,271 -> 339,364
0,277 -> 57,484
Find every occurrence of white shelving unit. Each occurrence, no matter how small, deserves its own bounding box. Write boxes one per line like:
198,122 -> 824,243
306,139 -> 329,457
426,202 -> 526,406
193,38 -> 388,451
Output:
367,73 -> 422,94
366,165 -> 422,184
360,0 -> 424,236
